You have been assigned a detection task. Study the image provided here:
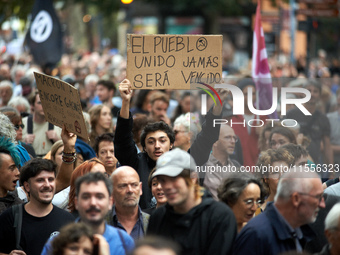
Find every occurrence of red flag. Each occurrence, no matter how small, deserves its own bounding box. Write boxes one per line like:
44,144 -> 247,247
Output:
252,1 -> 278,118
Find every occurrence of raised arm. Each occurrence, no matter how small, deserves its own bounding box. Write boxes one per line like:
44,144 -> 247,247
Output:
119,78 -> 132,119
55,124 -> 77,193
114,79 -> 140,170
190,88 -> 229,166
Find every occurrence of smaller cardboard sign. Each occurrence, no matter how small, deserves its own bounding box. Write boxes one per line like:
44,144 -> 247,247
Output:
34,72 -> 89,140
127,34 -> 223,89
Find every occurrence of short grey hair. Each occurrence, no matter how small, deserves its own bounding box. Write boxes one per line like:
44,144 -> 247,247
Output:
0,80 -> 13,90
174,113 -> 201,142
274,166 -> 320,201
84,74 -> 99,86
8,96 -> 31,113
0,113 -> 16,143
325,203 -> 340,231
10,65 -> 27,81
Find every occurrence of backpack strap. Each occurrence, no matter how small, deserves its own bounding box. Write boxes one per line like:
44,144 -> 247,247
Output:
12,204 -> 23,250
27,114 -> 54,135
48,122 -> 54,130
27,115 -> 33,134
117,229 -> 127,253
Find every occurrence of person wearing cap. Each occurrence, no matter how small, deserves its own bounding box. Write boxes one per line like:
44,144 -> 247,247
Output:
147,148 -> 237,255
286,79 -> 333,166
115,79 -> 229,209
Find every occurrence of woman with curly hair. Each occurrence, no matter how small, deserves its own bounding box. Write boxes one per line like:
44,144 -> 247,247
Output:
256,147 -> 295,213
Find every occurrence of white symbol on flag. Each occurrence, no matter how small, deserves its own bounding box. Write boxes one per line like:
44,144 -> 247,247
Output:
30,10 -> 53,43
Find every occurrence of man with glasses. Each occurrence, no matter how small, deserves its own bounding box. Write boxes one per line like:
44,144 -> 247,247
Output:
203,124 -> 241,200
233,166 -> 325,255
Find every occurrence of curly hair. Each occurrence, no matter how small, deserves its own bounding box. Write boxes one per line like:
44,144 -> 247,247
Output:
0,113 -> 16,143
256,148 -> 295,197
51,222 -> 94,255
280,143 -> 308,164
140,121 -> 175,150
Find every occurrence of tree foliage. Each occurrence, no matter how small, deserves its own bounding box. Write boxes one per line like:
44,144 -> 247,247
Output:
0,0 -> 35,24
0,0 -> 121,25
142,0 -> 254,16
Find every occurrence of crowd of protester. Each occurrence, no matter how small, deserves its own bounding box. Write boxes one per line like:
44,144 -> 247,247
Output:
1,48 -> 340,255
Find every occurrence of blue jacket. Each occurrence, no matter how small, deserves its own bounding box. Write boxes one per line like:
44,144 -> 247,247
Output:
233,202 -> 315,255
41,223 -> 134,255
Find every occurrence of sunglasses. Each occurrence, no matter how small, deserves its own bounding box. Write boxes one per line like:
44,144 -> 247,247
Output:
14,124 -> 25,131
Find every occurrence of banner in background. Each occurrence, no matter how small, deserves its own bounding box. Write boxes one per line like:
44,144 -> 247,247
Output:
252,1 -> 278,119
25,0 -> 63,68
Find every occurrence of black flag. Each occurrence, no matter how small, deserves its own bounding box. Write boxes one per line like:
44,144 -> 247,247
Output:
25,0 -> 62,68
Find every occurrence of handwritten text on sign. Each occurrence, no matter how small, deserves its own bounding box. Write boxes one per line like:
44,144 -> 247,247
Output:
127,34 -> 222,89
34,72 -> 89,140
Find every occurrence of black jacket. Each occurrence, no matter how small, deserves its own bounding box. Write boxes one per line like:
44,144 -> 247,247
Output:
114,109 -> 222,209
147,193 -> 237,255
114,113 -> 156,209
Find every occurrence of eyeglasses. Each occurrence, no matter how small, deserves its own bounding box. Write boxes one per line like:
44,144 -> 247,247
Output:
225,136 -> 238,142
174,130 -> 186,135
14,124 -> 25,130
243,199 -> 262,208
298,192 -> 324,203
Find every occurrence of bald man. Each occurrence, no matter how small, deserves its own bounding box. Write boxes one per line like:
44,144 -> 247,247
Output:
203,124 -> 241,200
108,166 -> 150,240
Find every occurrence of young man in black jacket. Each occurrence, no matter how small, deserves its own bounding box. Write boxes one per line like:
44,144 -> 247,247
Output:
147,149 -> 237,255
115,79 -> 229,209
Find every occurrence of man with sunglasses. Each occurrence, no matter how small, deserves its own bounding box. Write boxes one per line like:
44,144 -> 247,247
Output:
203,124 -> 241,200
233,167 -> 325,255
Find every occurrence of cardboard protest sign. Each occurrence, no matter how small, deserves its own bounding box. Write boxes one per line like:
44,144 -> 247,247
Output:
127,34 -> 223,89
34,72 -> 89,140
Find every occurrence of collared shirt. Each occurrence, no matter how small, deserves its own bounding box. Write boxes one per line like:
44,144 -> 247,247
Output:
272,204 -> 303,252
203,153 -> 237,200
112,205 -> 144,240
